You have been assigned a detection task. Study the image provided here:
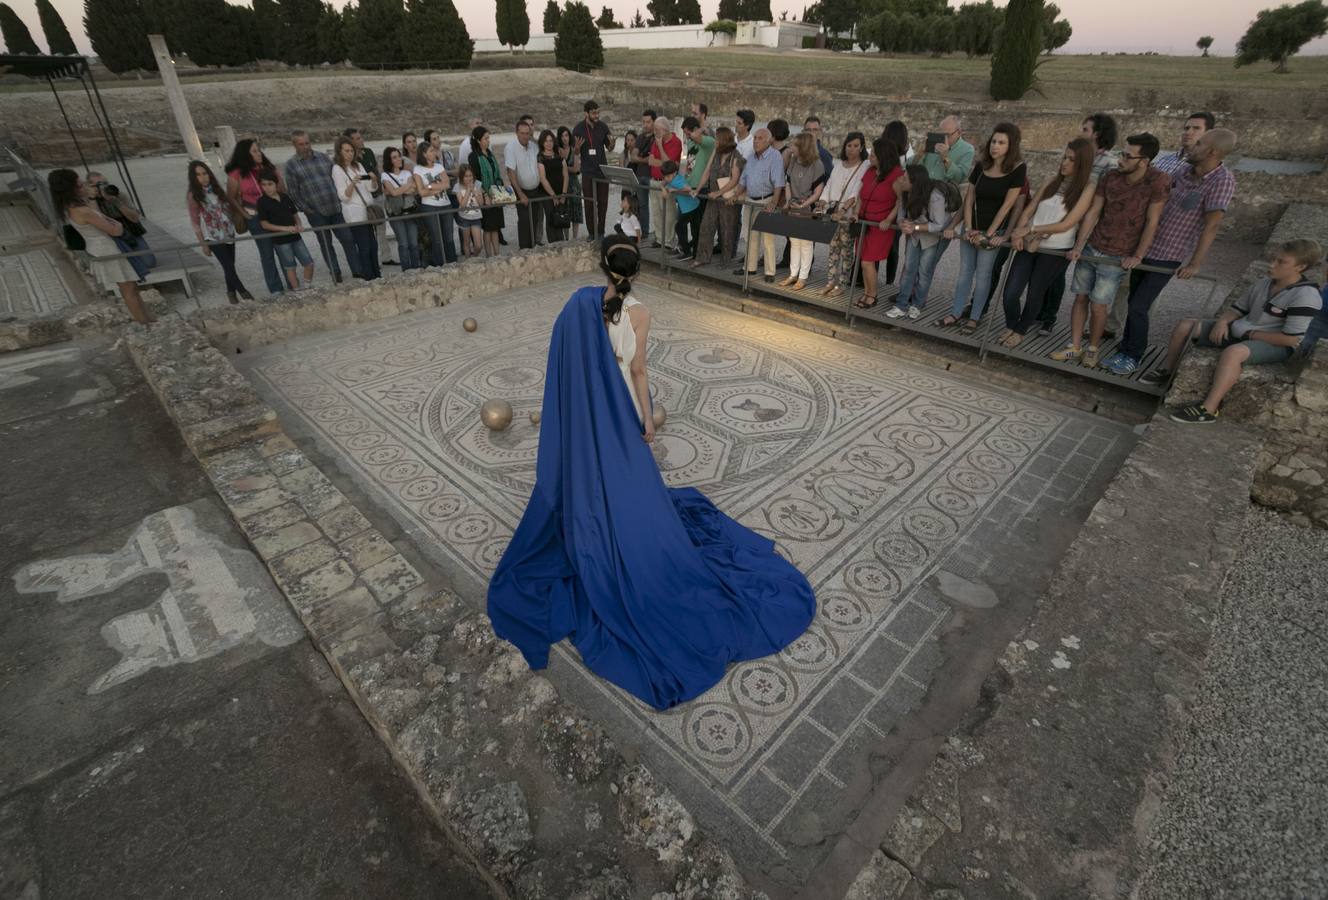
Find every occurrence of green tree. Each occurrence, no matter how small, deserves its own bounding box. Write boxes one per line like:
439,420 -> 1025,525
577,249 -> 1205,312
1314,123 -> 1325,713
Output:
36,0 -> 78,54
495,0 -> 530,48
630,7 -> 644,25
348,0 -> 403,66
926,14 -> 954,53
676,0 -> 701,23
555,0 -> 602,70
542,0 -> 560,31
954,0 -> 1001,55
401,0 -> 469,65
595,5 -> 622,26
0,3 -> 41,53
817,0 -> 856,35
1196,34 -> 1213,55
317,1 -> 346,60
718,0 -> 773,19
989,0 -> 1041,99
84,0 -> 155,71
1041,2 -> 1070,52
1235,0 -> 1326,72
646,0 -> 676,25
251,0 -> 285,59
278,0 -> 323,63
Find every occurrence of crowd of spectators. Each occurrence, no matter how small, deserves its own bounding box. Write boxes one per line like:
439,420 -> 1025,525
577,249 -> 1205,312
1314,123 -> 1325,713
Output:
49,100 -> 1320,424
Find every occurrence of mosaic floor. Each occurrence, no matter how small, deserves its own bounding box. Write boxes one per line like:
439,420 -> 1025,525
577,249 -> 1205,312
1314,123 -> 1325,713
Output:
240,276 -> 1134,882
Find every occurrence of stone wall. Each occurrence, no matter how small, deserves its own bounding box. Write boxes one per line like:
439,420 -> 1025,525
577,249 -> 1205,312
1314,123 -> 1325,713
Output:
1166,202 -> 1328,528
195,242 -> 599,355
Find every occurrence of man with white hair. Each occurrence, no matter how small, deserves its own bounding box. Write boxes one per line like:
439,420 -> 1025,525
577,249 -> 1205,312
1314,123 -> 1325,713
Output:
648,115 -> 683,250
922,114 -> 974,186
728,127 -> 785,283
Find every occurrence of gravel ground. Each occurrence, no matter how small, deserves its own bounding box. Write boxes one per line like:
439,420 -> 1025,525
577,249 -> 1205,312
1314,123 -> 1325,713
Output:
1137,505 -> 1328,899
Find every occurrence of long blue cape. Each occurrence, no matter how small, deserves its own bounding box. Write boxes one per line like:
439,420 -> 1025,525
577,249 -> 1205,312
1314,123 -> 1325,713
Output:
486,286 -> 817,710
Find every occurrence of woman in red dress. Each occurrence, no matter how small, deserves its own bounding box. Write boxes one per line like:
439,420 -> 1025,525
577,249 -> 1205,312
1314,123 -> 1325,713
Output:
854,136 -> 906,309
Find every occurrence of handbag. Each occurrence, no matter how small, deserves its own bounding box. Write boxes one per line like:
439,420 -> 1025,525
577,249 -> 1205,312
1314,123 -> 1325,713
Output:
548,199 -> 572,229
350,169 -> 385,224
383,173 -> 419,216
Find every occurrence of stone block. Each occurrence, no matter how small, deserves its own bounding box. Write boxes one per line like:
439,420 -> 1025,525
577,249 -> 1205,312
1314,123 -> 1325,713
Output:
279,465 -> 346,518
270,538 -> 340,582
241,500 -> 308,536
339,529 -> 397,571
278,557 -> 357,610
883,801 -> 947,869
250,521 -> 321,558
228,485 -> 297,518
317,504 -> 373,543
302,583 -> 381,640
843,850 -> 911,900
359,553 -> 425,605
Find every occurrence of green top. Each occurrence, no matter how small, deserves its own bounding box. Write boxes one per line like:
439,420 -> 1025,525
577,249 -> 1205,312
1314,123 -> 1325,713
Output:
685,135 -> 716,190
923,137 -> 975,186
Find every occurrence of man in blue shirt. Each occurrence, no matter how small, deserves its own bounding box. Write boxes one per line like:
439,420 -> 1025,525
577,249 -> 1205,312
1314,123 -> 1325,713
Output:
729,128 -> 785,282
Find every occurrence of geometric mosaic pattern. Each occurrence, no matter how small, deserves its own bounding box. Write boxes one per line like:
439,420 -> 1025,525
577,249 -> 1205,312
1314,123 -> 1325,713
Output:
241,276 -> 1133,877
0,248 -> 79,318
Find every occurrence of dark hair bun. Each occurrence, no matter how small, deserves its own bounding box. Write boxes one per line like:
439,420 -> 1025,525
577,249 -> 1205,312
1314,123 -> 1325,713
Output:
600,236 -> 640,322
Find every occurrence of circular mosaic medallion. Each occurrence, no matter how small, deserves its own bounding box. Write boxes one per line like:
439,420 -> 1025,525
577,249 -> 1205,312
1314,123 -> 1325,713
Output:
907,404 -> 967,432
345,431 -> 388,451
363,444 -> 405,467
780,629 -> 837,672
878,424 -> 946,455
381,460 -> 425,483
720,393 -> 789,424
821,591 -> 872,632
328,417 -> 370,436
842,445 -> 913,482
734,663 -> 797,715
482,365 -> 544,392
422,494 -> 465,522
763,496 -> 840,542
984,435 -> 1030,457
902,507 -> 959,542
684,704 -> 750,764
400,476 -> 444,502
947,467 -> 998,494
844,560 -> 902,600
873,531 -> 929,568
682,345 -> 746,371
444,514 -> 495,544
927,486 -> 979,518
966,449 -> 1016,475
999,421 -> 1045,443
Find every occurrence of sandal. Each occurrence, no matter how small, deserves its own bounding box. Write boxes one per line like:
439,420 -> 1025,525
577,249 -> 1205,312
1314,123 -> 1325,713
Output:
825,286 -> 844,299
961,319 -> 979,334
1001,331 -> 1026,349
855,297 -> 879,309
940,314 -> 960,327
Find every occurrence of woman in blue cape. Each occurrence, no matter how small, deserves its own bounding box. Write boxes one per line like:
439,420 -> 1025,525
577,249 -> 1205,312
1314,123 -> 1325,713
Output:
487,236 -> 817,710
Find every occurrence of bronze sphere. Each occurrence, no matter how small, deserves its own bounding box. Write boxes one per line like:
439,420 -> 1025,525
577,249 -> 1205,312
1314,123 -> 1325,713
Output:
463,318 -> 478,333
651,404 -> 667,429
480,398 -> 513,431
529,410 -> 542,426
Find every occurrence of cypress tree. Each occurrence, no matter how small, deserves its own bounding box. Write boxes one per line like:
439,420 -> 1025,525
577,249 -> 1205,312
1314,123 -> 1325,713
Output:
495,0 -> 529,49
174,0 -> 254,66
84,0 -> 155,71
676,0 -> 701,24
348,0 -> 403,67
279,0 -> 324,64
542,0 -> 560,32
317,1 -> 346,61
251,0 -> 285,59
0,3 -> 41,54
630,8 -> 644,26
401,0 -> 470,67
989,0 -> 1042,100
37,0 -> 78,55
555,1 -> 602,72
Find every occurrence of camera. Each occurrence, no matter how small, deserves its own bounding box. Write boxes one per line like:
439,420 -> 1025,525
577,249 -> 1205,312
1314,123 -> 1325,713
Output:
100,183 -> 120,197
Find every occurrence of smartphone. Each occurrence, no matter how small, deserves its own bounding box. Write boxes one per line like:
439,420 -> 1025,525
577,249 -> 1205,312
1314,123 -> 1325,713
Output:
359,174 -> 371,181
926,132 -> 946,151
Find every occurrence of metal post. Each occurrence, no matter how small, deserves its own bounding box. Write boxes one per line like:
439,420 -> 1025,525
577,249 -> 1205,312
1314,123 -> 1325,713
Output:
977,246 -> 1018,362
47,75 -> 90,175
83,63 -> 143,211
149,35 -> 206,163
844,225 -> 862,320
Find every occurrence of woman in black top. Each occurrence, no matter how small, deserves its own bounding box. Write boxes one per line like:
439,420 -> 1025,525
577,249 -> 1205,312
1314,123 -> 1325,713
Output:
942,122 -> 1026,332
557,126 -> 584,238
537,129 -> 569,243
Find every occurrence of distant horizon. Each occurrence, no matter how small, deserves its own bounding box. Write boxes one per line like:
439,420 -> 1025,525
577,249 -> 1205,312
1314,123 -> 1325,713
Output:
9,0 -> 1328,61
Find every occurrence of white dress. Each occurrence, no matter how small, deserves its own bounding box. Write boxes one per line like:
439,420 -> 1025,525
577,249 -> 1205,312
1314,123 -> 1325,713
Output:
71,217 -> 137,291
605,296 -> 644,424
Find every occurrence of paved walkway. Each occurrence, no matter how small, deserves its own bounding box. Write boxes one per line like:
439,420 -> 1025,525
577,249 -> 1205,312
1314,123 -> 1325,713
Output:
0,341 -> 495,899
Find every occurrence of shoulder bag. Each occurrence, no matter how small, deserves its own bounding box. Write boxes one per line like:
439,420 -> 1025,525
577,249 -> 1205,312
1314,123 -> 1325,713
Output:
349,168 -> 385,224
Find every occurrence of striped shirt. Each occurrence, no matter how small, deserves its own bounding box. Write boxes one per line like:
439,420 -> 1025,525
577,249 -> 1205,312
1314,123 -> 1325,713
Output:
1230,276 -> 1323,341
1154,150 -> 1187,176
1147,162 -> 1235,263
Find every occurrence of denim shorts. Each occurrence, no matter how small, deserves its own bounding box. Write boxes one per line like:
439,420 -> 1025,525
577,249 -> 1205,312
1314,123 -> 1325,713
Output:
274,239 -> 313,270
1193,319 -> 1295,365
1071,245 -> 1125,305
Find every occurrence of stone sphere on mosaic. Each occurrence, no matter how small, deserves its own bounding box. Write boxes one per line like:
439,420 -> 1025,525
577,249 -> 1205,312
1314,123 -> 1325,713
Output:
652,404 -> 667,429
480,398 -> 513,430
463,318 -> 478,333
529,410 -> 542,426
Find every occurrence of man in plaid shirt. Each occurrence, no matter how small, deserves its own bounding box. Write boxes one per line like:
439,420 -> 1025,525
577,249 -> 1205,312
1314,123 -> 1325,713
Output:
284,131 -> 361,282
1101,128 -> 1237,375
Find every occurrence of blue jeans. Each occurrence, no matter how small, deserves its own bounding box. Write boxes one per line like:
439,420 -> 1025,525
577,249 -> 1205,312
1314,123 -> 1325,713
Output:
247,215 -> 285,295
112,234 -> 155,280
304,208 -> 359,279
421,208 -> 457,267
896,237 -> 947,309
390,217 -> 422,270
349,223 -> 379,280
273,238 -> 313,272
950,239 -> 1001,320
1121,257 -> 1181,362
636,172 -> 652,238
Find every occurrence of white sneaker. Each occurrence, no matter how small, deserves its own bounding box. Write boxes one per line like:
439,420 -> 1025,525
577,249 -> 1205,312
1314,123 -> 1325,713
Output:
907,306 -> 920,320
884,306 -> 907,319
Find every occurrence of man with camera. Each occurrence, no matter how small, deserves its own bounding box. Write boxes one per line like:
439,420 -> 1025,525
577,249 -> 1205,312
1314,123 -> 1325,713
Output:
87,172 -> 154,281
